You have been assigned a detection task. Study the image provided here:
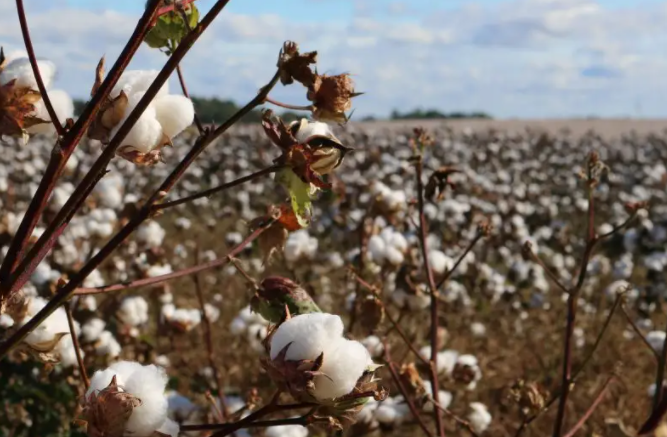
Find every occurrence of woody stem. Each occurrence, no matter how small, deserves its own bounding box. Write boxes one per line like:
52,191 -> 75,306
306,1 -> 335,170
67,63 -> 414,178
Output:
265,97 -> 313,111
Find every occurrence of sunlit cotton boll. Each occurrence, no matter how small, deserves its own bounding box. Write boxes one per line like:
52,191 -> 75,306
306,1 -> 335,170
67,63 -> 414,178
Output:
137,221 -> 166,248
647,331 -> 666,354
264,424 -> 309,437
110,70 -> 170,99
423,384 -> 453,412
118,296 -> 150,327
284,230 -> 318,263
18,296 -> 70,349
153,94 -> 195,138
468,402 -> 492,434
111,92 -> 163,154
269,313 -> 374,400
82,318 -> 106,342
28,89 -> 74,135
0,57 -> 56,90
87,361 -> 178,437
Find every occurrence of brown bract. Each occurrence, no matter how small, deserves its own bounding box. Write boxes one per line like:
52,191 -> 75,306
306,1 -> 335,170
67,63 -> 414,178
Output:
87,58 -> 130,144
307,74 -> 361,124
277,41 -> 318,88
0,79 -> 47,138
81,375 -> 142,437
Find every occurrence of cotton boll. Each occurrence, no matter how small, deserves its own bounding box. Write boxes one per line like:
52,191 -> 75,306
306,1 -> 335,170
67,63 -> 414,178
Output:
0,58 -> 56,90
95,331 -> 122,357
468,402 -> 492,434
20,297 -> 70,348
384,246 -> 405,266
265,424 -> 309,437
153,95 -> 194,138
118,296 -> 150,327
230,317 -> 247,335
111,70 -> 169,99
423,384 -> 453,412
58,334 -> 84,368
137,221 -> 166,248
147,264 -> 173,277
270,313 -> 344,361
27,89 -> 74,134
375,402 -> 399,425
312,337 -> 372,399
155,418 -> 179,437
437,350 -> 459,375
429,250 -> 453,275
204,304 -> 220,323
0,314 -> 14,328
361,335 -> 384,357
82,318 -> 106,342
647,331 -> 666,354
367,235 -> 386,264
112,93 -> 163,153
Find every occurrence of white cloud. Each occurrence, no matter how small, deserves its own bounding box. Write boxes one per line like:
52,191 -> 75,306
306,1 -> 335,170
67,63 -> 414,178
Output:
1,0 -> 666,118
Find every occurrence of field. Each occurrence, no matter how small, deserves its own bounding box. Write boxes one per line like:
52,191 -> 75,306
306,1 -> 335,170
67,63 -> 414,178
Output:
2,117 -> 667,437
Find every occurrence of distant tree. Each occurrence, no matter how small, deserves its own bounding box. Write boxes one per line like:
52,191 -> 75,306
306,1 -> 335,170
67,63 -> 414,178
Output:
390,108 -> 492,120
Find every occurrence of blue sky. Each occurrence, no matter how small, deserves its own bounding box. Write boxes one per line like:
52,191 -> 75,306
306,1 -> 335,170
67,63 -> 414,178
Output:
3,0 -> 667,118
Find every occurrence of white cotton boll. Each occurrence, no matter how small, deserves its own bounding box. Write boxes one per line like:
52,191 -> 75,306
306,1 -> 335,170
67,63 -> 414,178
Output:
155,418 -> 179,437
27,89 -> 74,135
58,334 -> 84,368
468,402 -> 492,434
87,361 -> 171,437
118,296 -> 149,327
82,318 -> 106,342
155,355 -> 171,368
153,95 -> 194,139
270,313 -> 344,361
0,58 -> 56,90
386,231 -> 408,253
0,314 -> 14,328
438,350 -> 459,375
367,235 -> 386,264
20,297 -> 70,348
470,322 -> 487,338
429,250 -> 453,275
375,403 -> 399,424
423,385 -> 453,412
83,269 -> 105,288
230,317 -> 247,335
112,94 -> 163,153
166,308 -> 202,331
111,70 -> 169,99
265,424 -> 308,437
312,338 -> 372,399
647,331 -> 666,354
31,261 -> 59,286
174,217 -> 191,230
204,304 -> 220,323
147,264 -> 173,277
293,119 -> 335,142
137,221 -> 166,248
95,330 -> 121,357
361,335 -> 384,357
384,246 -> 405,266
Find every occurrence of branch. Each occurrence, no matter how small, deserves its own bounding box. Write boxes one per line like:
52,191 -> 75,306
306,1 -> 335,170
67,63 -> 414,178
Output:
15,0 -> 64,135
430,400 -> 480,437
435,232 -> 483,290
2,0 -> 239,299
265,97 -> 313,111
0,0 -> 163,288
73,219 -> 274,296
65,301 -> 89,389
621,305 -> 661,361
562,375 -> 615,437
382,339 -> 434,437
152,165 -> 281,211
413,153 -> 445,437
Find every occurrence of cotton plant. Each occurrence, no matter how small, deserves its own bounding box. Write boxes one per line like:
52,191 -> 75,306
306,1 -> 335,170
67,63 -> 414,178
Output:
367,227 -> 409,267
0,51 -> 74,141
264,313 -> 384,421
467,402 -> 492,434
117,296 -> 149,336
83,361 -> 179,437
160,303 -> 202,332
87,69 -> 194,166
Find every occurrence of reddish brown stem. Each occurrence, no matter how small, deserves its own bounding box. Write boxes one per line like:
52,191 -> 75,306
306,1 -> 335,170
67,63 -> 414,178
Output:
382,340 -> 435,437
153,165 -> 281,211
2,0 -> 236,298
414,155 -> 445,437
193,250 -> 230,421
64,302 -> 89,389
435,233 -> 483,290
15,0 -> 64,136
621,305 -> 661,361
0,0 -> 163,288
73,220 -> 274,296
562,375 -> 614,437
265,97 -> 313,111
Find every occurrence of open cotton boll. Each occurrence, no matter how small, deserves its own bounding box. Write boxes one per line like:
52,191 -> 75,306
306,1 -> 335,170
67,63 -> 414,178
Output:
647,331 -> 666,354
311,337 -> 372,399
265,424 -> 309,437
153,95 -> 194,138
0,57 -> 56,90
0,314 -> 14,328
27,89 -> 74,134
110,70 -> 169,99
82,318 -> 106,342
204,303 -> 220,323
270,313 -> 344,361
423,384 -> 453,412
429,250 -> 453,275
111,93 -> 163,153
95,330 -> 121,357
118,296 -> 149,327
87,361 -> 175,437
468,402 -> 492,434
58,334 -> 84,368
137,221 -> 166,248
20,297 -> 70,348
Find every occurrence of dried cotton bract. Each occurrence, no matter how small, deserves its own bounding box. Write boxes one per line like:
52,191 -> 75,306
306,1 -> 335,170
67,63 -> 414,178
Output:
84,361 -> 179,437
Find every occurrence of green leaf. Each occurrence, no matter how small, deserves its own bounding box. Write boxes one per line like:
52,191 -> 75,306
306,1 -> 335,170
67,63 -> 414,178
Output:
276,168 -> 313,227
143,4 -> 200,50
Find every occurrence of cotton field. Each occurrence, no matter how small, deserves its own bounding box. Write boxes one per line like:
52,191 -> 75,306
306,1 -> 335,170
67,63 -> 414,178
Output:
1,115 -> 666,436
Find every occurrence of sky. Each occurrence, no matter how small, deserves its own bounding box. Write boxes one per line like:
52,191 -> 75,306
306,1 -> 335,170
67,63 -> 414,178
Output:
1,0 -> 667,119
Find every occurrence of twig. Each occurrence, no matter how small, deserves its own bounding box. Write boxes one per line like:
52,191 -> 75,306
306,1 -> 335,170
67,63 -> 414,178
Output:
265,97 -> 313,112
228,257 -> 258,288
562,375 -> 615,437
435,233 -> 483,290
15,0 -> 64,136
382,339 -> 434,437
0,0 -> 163,289
176,64 -> 205,133
413,151 -> 445,437
652,314 -> 667,410
430,400 -> 480,437
153,165 -> 281,211
523,245 -> 570,295
64,302 -> 89,389
621,305 -> 661,361
73,219 -> 274,296
193,250 -> 230,422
